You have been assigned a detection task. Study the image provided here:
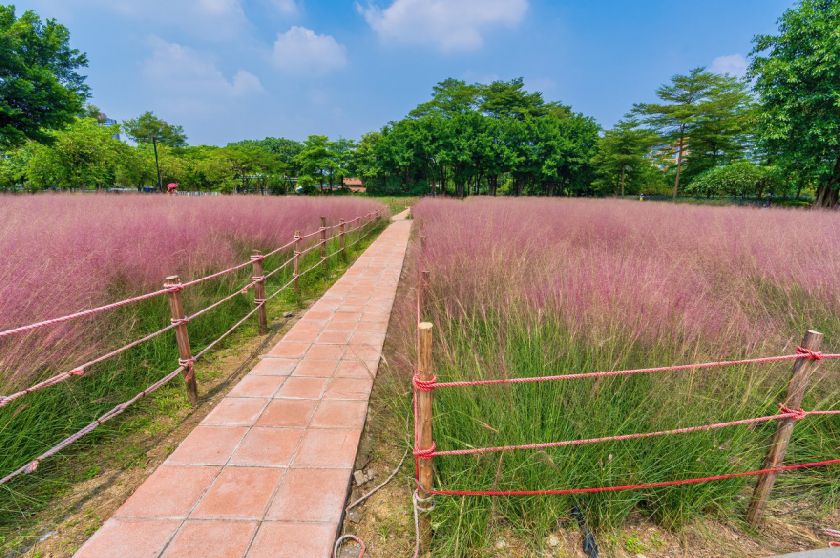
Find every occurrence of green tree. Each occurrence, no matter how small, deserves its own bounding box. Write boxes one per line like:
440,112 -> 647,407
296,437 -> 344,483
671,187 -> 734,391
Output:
750,0 -> 840,207
685,161 -> 780,198
295,135 -> 331,192
123,111 -> 187,191
25,117 -> 121,190
592,119 -> 660,196
0,6 -> 89,149
632,68 -> 753,198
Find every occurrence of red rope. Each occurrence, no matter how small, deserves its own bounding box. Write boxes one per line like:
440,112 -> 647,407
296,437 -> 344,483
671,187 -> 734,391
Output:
429,348 -> 839,390
431,407 -> 840,457
426,459 -> 840,496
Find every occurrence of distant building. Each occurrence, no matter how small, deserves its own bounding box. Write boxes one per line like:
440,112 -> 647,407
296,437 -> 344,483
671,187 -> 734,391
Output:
343,177 -> 365,193
97,113 -> 121,141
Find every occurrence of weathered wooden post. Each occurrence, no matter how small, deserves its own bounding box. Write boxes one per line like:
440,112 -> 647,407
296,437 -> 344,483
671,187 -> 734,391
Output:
293,230 -> 301,298
320,217 -> 327,260
250,250 -> 268,334
416,322 -> 435,551
164,276 -> 198,405
747,329 -> 823,526
339,219 -> 346,254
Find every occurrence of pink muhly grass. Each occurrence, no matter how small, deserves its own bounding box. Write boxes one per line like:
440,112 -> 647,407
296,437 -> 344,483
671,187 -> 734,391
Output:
0,194 -> 382,388
412,197 -> 840,356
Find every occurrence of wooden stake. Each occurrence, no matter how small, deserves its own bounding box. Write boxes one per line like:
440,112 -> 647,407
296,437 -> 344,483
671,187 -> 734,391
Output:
164,275 -> 198,405
747,329 -> 823,526
417,321 -> 435,550
251,250 -> 268,334
293,230 -> 301,298
320,216 -> 327,259
339,219 -> 346,254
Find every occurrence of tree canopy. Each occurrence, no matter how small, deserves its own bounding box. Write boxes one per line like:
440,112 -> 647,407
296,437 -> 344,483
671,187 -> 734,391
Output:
0,5 -> 89,149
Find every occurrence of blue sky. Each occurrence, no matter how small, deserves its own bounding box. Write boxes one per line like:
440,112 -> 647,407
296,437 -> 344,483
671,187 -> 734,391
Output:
17,0 -> 795,146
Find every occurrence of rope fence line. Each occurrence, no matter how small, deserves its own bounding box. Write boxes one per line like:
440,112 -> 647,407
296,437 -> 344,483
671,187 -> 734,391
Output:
0,210 -> 385,485
409,267 -> 839,553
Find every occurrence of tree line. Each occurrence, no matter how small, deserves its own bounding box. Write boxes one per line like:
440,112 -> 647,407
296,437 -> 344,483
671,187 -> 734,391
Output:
1,1 -> 838,205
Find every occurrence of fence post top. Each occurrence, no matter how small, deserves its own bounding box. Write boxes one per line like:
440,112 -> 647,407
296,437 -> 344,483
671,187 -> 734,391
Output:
164,275 -> 181,287
419,322 -> 433,331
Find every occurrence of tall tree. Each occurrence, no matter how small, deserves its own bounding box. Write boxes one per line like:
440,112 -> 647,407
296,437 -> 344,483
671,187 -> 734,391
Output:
750,0 -> 840,207
0,6 -> 89,149
294,135 -> 331,192
632,68 -> 752,198
592,119 -> 659,196
123,111 -> 187,191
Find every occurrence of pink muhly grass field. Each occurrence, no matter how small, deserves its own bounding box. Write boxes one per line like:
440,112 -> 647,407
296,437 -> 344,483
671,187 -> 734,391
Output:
0,194 -> 382,389
413,197 -> 840,355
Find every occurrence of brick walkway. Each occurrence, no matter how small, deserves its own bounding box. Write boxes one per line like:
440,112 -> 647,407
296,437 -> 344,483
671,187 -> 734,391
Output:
75,211 -> 411,558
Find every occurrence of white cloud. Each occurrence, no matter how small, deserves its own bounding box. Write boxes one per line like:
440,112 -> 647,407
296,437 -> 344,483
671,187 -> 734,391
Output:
360,0 -> 528,52
710,54 -> 748,77
272,27 -> 348,76
270,0 -> 299,15
143,36 -> 264,98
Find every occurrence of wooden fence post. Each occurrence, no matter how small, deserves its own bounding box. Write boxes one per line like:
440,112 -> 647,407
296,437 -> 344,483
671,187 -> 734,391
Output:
747,329 -> 823,526
417,321 -> 435,551
293,230 -> 301,298
320,217 -> 327,260
164,275 -> 198,405
339,219 -> 346,254
251,250 -> 268,334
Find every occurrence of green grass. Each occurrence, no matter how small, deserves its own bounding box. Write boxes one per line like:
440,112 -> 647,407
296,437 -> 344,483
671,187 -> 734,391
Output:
362,195 -> 418,214
374,297 -> 840,557
0,218 -> 387,552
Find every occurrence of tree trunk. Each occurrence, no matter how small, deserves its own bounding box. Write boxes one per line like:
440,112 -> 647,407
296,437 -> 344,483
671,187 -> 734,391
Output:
815,155 -> 840,208
152,138 -> 163,192
488,175 -> 498,196
672,129 -> 685,199
619,166 -> 626,197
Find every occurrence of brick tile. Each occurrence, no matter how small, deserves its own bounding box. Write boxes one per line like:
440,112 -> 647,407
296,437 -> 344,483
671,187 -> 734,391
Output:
228,375 -> 286,398
266,341 -> 310,358
333,360 -> 374,379
303,309 -> 333,320
230,427 -> 304,467
74,518 -> 180,558
246,521 -> 335,558
311,400 -> 368,429
323,377 -> 373,400
291,358 -> 338,377
201,398 -> 269,427
166,426 -> 248,466
116,465 -> 219,518
293,428 -> 362,468
342,345 -> 381,363
316,330 -> 353,344
256,399 -> 317,427
251,358 -> 296,376
162,520 -> 257,558
265,468 -> 351,522
305,344 -> 345,360
191,467 -> 284,519
275,377 -> 329,399
348,331 -> 386,348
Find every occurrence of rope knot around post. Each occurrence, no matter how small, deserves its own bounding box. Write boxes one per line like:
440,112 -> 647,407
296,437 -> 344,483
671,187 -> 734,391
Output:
779,404 -> 807,421
413,372 -> 437,392
179,357 -> 196,382
69,367 -> 85,376
24,460 -> 40,474
165,283 -> 184,294
170,317 -> 190,327
251,275 -> 266,283
249,254 -> 265,262
796,346 -> 823,360
414,442 -> 436,460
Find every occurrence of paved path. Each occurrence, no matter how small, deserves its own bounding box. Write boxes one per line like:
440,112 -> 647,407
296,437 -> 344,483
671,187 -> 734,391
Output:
76,210 -> 411,558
